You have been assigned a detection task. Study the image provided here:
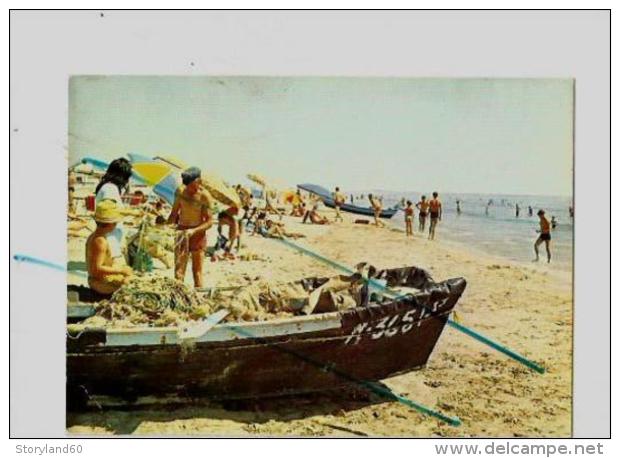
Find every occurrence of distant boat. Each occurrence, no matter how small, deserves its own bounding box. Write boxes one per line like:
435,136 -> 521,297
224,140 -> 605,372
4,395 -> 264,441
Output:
298,184 -> 398,218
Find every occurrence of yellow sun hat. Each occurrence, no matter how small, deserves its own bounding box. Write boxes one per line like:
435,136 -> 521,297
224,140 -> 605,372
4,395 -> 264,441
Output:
94,199 -> 122,223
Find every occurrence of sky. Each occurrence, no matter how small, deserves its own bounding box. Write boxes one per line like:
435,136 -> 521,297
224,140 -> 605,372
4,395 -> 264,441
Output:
69,76 -> 573,196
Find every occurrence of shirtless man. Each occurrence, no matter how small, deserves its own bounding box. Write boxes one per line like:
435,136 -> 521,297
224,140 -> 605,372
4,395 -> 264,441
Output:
416,195 -> 430,232
428,192 -> 442,240
333,186 -> 345,222
534,209 -> 552,263
167,167 -> 213,287
368,193 -> 385,227
85,200 -> 133,295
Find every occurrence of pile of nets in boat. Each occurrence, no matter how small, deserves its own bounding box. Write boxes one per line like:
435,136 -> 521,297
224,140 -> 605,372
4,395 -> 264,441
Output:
81,274 -> 369,328
202,275 -> 367,322
83,276 -> 215,327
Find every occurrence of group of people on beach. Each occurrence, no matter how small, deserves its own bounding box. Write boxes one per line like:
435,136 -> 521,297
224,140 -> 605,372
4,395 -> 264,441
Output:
78,158 -> 563,298
402,193 -> 443,240
81,159 -> 331,296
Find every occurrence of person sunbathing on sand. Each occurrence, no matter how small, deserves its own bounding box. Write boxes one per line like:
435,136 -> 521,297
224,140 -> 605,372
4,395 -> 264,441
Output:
264,219 -> 306,239
85,200 -> 133,295
368,193 -> 385,227
290,202 -> 305,217
303,204 -> 330,225
251,211 -> 268,236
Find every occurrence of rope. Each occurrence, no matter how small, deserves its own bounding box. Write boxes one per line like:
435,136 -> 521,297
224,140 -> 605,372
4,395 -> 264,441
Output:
274,238 -> 545,374
225,323 -> 461,426
14,251 -> 460,425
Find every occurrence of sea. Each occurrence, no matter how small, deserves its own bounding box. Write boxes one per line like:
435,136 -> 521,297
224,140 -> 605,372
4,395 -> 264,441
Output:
352,192 -> 574,273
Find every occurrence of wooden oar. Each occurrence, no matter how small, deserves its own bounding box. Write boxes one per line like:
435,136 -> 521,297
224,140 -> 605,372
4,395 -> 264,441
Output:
178,309 -> 230,340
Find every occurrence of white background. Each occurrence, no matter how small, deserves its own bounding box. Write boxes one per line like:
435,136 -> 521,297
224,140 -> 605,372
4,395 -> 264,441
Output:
5,4 -> 615,455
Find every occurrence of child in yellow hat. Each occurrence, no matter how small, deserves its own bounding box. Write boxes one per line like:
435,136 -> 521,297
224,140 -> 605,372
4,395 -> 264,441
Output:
85,200 -> 133,295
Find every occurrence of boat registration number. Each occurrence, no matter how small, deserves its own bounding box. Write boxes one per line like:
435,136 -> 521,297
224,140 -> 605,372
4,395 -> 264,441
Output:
344,299 -> 448,345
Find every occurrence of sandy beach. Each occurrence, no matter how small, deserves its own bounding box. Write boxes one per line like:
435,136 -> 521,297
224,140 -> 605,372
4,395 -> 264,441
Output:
66,205 -> 572,437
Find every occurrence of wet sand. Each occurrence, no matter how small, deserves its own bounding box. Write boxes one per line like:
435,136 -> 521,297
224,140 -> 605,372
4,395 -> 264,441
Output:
67,208 -> 572,437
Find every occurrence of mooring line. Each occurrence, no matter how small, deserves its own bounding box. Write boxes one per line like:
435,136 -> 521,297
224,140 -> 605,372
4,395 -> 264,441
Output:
14,249 -> 545,374
224,323 -> 461,426
275,238 -> 545,374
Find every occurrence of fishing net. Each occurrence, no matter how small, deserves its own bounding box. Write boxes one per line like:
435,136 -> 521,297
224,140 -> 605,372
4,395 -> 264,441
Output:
82,276 -> 365,328
89,276 -> 215,327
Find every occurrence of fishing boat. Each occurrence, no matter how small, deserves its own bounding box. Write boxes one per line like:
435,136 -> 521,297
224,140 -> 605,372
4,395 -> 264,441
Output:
66,266 -> 466,406
297,183 -> 398,218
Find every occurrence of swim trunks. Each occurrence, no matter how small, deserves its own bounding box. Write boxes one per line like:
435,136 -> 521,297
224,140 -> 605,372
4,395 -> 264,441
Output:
419,212 -> 427,218
430,211 -> 439,219
176,225 -> 207,252
540,233 -> 551,241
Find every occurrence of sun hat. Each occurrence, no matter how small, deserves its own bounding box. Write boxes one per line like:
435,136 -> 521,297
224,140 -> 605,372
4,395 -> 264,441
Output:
95,199 -> 121,223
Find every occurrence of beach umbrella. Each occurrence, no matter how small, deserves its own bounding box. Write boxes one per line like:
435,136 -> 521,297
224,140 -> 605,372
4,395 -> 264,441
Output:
201,171 -> 241,208
281,190 -> 301,205
247,173 -> 267,187
81,157 -> 110,171
129,158 -> 180,205
154,155 -> 188,170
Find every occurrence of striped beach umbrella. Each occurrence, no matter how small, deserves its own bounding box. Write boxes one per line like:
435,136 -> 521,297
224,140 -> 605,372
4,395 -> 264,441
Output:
128,156 -> 180,205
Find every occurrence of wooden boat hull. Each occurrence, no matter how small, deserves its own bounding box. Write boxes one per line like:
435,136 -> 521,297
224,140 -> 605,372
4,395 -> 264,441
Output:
67,268 -> 466,402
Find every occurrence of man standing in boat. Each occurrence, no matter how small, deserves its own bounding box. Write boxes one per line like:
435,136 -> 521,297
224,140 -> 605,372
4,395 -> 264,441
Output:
428,192 -> 442,240
167,167 -> 213,288
333,186 -> 345,222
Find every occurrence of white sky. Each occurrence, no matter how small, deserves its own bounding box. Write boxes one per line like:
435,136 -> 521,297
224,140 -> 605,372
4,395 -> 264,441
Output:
69,76 -> 573,196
